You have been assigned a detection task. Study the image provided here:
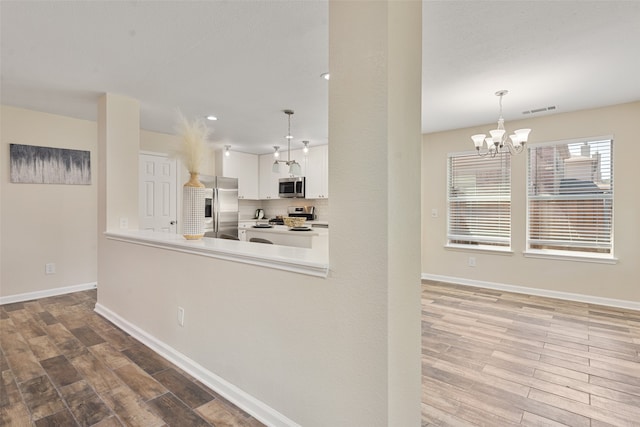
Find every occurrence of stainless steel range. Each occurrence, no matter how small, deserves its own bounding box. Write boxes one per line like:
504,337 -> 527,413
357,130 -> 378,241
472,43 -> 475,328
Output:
268,206 -> 315,225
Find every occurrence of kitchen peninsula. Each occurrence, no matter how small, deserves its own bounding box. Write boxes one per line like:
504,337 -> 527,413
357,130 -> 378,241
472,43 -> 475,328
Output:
104,229 -> 329,277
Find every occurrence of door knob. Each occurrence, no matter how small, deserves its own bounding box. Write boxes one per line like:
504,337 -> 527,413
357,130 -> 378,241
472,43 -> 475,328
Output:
170,220 -> 177,225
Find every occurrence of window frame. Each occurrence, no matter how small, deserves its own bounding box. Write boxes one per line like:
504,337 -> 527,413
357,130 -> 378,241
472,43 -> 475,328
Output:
446,150 -> 512,252
525,136 -> 616,263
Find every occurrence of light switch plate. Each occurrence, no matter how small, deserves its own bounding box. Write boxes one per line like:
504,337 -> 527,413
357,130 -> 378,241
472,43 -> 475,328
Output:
45,263 -> 56,274
177,307 -> 185,327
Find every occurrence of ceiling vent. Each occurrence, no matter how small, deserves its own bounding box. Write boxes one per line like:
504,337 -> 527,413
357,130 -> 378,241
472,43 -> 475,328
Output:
522,105 -> 557,115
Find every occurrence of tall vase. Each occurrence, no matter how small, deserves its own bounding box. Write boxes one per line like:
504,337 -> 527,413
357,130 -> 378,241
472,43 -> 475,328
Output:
182,172 -> 205,240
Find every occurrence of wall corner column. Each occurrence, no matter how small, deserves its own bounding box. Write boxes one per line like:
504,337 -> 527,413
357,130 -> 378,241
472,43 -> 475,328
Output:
97,93 -> 140,234
329,0 -> 422,425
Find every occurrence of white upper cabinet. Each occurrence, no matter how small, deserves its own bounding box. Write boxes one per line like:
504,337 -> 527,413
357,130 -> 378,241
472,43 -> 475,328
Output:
216,150 -> 259,199
259,153 -> 283,199
304,145 -> 328,199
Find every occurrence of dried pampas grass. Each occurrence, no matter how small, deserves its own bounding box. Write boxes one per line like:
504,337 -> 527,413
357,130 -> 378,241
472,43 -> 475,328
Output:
174,111 -> 210,174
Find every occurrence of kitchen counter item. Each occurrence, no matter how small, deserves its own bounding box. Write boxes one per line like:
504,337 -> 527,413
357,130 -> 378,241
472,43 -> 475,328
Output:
244,224 -> 327,250
290,227 -> 312,231
283,217 -> 307,228
252,224 -> 273,229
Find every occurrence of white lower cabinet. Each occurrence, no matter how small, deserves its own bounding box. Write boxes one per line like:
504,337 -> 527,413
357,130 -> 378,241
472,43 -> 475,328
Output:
238,228 -> 247,241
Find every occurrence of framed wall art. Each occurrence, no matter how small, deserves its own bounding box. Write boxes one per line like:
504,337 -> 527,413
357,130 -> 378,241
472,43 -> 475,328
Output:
9,143 -> 91,185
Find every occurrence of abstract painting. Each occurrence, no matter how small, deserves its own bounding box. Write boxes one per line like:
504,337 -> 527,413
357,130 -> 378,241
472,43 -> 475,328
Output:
9,143 -> 91,185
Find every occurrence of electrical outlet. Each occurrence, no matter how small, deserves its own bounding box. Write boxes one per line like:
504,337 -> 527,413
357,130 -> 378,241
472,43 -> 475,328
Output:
45,263 -> 56,274
468,257 -> 476,267
431,208 -> 438,218
177,307 -> 185,327
119,217 -> 129,229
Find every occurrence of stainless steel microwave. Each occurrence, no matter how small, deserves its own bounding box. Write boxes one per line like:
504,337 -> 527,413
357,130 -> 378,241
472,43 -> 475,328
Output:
279,177 -> 305,198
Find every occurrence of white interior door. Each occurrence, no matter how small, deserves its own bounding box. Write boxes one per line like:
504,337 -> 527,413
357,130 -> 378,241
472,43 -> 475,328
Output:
139,153 -> 178,233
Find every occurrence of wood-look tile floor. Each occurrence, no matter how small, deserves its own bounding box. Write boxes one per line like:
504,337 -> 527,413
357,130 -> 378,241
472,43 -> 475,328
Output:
0,289 -> 265,427
422,280 -> 640,427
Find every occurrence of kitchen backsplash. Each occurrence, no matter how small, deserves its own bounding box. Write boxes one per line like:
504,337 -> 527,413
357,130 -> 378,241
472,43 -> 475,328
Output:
239,198 -> 328,222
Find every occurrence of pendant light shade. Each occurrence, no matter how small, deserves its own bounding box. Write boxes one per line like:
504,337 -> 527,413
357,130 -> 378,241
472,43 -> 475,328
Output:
289,162 -> 301,176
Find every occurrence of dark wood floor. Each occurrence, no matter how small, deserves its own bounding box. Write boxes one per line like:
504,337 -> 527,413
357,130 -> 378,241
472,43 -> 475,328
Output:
3,283 -> 639,426
0,289 -> 265,427
422,280 -> 640,426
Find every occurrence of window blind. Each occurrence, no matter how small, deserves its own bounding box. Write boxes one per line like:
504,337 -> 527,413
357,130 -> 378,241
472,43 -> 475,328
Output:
447,152 -> 511,248
527,138 -> 613,255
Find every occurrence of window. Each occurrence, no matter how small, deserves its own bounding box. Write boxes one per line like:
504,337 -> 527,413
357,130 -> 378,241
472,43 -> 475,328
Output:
527,138 -> 613,257
447,152 -> 511,249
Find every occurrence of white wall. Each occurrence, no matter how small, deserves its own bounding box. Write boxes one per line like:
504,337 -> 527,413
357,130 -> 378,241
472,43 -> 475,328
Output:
422,101 -> 640,303
98,94 -> 140,232
140,128 -> 216,178
0,105 -> 214,300
0,106 -> 97,298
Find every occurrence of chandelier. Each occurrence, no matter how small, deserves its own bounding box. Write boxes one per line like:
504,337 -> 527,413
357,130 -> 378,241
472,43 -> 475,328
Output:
471,90 -> 531,157
272,109 -> 302,175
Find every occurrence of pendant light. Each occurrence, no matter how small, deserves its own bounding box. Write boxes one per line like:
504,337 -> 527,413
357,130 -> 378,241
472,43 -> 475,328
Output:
272,109 -> 303,175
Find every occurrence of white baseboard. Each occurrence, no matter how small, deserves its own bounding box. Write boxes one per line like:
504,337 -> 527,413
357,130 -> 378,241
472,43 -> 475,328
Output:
94,303 -> 300,427
421,273 -> 640,311
0,282 -> 97,305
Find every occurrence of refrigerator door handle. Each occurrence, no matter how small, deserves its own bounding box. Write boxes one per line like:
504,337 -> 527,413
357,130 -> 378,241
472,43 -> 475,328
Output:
214,187 -> 220,233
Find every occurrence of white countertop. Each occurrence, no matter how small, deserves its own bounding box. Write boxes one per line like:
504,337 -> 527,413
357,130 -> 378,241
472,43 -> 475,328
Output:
104,230 -> 329,277
239,219 -> 329,227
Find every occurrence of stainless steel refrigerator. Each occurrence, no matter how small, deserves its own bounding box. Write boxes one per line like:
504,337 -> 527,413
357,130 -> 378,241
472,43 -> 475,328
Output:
200,175 -> 239,239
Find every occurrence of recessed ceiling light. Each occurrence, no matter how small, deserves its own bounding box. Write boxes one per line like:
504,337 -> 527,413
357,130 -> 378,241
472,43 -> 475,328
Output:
321,73 -> 330,81
206,115 -> 218,121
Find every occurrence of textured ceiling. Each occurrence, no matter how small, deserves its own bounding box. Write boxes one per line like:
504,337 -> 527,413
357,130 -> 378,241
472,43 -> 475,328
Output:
422,1 -> 640,134
2,1 -> 639,154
